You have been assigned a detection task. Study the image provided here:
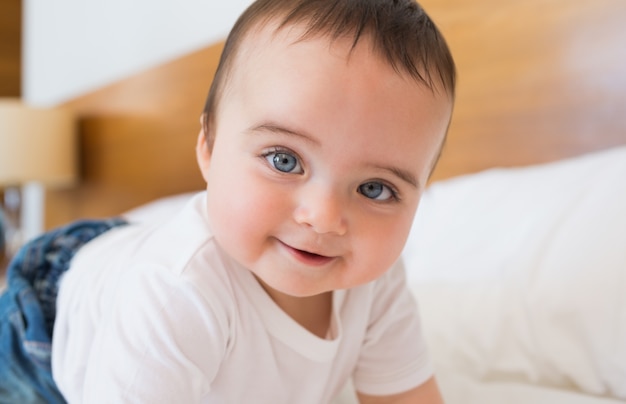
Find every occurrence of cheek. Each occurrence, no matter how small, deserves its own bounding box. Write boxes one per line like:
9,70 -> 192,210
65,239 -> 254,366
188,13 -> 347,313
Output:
206,167 -> 288,260
351,212 -> 414,282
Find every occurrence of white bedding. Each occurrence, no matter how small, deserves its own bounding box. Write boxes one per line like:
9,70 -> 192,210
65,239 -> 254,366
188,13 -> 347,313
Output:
435,373 -> 626,404
405,145 -> 626,403
125,145 -> 626,404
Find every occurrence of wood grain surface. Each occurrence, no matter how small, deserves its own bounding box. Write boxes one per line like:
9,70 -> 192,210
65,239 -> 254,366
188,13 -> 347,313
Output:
45,0 -> 626,228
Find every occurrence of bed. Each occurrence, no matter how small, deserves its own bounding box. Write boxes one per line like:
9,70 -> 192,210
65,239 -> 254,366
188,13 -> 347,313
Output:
41,0 -> 626,403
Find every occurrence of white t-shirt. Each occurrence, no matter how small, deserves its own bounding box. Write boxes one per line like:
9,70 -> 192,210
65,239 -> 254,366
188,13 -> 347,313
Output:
52,192 -> 432,403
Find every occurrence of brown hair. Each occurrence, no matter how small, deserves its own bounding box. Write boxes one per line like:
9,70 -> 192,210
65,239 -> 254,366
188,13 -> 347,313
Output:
202,0 -> 456,148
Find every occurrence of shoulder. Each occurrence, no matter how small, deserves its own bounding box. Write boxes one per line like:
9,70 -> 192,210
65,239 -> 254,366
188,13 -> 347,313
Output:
338,258 -> 414,329
349,257 -> 434,397
70,192 -> 221,279
58,191 -> 239,346
364,258 -> 416,322
105,191 -> 240,327
53,194 -> 243,401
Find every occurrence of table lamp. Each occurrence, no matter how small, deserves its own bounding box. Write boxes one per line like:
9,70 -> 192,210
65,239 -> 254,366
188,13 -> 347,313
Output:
0,98 -> 77,261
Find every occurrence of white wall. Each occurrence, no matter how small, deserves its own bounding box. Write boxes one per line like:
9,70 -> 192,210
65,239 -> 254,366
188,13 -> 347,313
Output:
23,0 -> 253,106
18,0 -> 252,240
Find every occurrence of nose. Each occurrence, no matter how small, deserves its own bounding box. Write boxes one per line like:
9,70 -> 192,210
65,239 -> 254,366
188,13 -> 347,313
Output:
293,184 -> 347,235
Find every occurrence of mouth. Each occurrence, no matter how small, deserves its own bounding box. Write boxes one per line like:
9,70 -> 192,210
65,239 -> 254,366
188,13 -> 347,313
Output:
277,240 -> 335,267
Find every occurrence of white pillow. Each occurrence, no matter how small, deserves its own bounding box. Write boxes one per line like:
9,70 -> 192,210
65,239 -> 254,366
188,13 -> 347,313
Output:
403,146 -> 626,398
123,192 -> 197,223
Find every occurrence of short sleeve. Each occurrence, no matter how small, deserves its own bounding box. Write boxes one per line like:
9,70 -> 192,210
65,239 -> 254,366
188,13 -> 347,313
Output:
352,258 -> 433,396
81,263 -> 229,403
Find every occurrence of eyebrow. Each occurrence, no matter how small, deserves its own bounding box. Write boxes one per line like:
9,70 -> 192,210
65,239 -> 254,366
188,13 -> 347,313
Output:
373,164 -> 420,189
249,122 -> 419,189
248,122 -> 321,146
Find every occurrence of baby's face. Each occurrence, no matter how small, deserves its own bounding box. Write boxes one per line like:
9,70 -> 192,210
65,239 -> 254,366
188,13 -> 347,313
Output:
197,23 -> 452,300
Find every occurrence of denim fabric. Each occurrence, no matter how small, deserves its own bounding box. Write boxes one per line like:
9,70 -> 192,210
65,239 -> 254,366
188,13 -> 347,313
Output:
0,218 -> 127,404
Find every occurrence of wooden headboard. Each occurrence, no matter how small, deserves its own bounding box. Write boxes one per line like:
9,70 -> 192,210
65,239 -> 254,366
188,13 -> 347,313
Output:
46,0 -> 626,229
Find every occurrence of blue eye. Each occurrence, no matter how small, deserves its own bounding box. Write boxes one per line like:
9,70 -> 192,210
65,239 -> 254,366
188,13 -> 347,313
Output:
265,151 -> 303,173
359,182 -> 396,201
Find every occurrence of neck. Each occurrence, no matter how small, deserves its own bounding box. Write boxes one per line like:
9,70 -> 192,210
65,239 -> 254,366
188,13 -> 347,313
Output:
256,278 -> 333,338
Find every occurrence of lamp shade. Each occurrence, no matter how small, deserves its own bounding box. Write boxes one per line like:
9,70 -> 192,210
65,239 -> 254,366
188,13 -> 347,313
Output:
0,99 -> 77,188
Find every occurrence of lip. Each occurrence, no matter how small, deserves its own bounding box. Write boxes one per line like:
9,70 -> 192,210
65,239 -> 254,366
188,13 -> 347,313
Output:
277,239 -> 336,267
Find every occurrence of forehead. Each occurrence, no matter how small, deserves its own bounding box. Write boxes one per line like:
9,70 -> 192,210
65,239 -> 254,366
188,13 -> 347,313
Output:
219,21 -> 452,182
226,19 -> 448,110
226,12 -> 452,94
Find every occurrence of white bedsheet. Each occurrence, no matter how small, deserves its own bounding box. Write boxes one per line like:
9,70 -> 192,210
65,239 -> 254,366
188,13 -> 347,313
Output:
436,372 -> 626,404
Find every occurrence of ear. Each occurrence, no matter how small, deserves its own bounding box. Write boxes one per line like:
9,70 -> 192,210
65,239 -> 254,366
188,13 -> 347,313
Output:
196,127 -> 211,183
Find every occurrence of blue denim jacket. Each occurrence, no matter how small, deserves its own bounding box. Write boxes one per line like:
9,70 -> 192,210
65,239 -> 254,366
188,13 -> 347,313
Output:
0,218 -> 126,404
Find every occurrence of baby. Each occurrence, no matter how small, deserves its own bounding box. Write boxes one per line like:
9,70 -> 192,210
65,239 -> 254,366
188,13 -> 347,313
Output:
0,0 -> 455,402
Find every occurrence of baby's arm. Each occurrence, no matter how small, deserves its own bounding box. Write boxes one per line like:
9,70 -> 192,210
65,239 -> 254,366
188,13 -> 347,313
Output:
357,376 -> 444,404
351,259 -> 438,402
